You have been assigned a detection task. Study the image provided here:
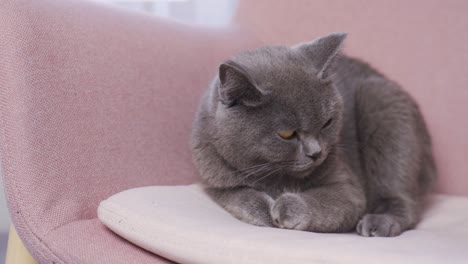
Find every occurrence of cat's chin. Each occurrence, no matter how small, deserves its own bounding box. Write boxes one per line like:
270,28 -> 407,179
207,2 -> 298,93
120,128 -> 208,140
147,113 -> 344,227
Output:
290,162 -> 315,172
288,162 -> 317,178
288,157 -> 328,177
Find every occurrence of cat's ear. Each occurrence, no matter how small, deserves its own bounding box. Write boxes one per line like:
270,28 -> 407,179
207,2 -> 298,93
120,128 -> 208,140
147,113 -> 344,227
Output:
297,32 -> 347,79
218,60 -> 263,107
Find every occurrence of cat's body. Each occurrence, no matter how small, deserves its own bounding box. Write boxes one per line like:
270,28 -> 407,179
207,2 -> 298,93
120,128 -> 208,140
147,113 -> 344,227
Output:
191,33 -> 436,237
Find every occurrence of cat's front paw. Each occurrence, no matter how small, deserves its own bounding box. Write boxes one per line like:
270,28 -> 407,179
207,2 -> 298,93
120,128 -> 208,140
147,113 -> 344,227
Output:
270,193 -> 311,230
224,191 -> 275,227
356,214 -> 402,237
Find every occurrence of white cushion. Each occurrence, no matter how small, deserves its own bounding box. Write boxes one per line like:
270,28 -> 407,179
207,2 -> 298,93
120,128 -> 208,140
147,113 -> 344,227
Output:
98,185 -> 468,264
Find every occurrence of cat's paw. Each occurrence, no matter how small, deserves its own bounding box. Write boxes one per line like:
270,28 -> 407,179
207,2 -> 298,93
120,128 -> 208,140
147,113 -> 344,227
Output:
356,214 -> 402,237
270,193 -> 311,230
226,191 -> 275,227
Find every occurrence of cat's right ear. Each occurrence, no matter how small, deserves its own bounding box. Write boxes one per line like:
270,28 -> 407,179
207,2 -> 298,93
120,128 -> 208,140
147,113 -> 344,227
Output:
218,60 -> 263,107
296,32 -> 347,80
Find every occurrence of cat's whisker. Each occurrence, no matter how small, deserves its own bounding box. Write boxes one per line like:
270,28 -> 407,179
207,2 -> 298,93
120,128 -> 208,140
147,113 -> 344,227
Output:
240,161 -> 298,182
250,167 -> 283,185
237,165 -> 272,183
227,160 -> 307,186
222,163 -> 272,182
233,161 -> 292,180
229,162 -> 273,175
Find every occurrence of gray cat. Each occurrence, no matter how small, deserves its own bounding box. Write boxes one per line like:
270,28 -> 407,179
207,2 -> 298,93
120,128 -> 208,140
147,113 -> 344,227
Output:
191,33 -> 436,237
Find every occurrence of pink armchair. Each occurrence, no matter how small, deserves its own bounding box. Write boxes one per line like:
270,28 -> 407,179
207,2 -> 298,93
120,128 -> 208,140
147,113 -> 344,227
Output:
2,0 -> 468,263
0,0 -> 258,263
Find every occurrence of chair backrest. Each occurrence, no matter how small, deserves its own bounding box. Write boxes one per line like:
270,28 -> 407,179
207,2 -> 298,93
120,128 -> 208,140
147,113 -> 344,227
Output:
0,0 -> 259,253
236,0 -> 468,196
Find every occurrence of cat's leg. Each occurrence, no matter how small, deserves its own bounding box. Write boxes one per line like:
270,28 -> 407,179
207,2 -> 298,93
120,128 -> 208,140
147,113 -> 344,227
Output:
354,78 -> 433,237
206,187 -> 275,227
270,170 -> 366,232
194,142 -> 275,226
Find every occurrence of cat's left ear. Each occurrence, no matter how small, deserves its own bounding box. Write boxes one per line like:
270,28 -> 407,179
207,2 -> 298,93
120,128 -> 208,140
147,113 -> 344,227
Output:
218,60 -> 263,107
296,32 -> 347,79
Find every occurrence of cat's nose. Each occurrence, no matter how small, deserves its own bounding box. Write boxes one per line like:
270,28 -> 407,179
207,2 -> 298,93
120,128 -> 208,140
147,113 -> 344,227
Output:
306,150 -> 322,161
303,139 -> 322,162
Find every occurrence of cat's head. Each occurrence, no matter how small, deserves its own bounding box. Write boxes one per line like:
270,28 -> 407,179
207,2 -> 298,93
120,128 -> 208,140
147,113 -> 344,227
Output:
213,33 -> 346,178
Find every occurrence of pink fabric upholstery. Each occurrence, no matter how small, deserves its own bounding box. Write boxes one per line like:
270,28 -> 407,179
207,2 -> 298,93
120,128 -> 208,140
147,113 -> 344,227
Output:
0,0 -> 258,263
236,0 -> 468,196
46,219 -> 173,263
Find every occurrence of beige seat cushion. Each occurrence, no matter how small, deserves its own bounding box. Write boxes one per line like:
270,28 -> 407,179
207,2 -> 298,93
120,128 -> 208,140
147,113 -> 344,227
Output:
98,185 -> 468,264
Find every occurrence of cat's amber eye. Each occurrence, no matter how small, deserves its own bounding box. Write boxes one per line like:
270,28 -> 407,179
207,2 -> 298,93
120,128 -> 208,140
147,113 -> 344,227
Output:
278,130 -> 296,139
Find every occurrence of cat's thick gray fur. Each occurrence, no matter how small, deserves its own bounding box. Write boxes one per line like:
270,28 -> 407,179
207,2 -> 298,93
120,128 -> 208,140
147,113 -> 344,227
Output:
191,33 -> 436,237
